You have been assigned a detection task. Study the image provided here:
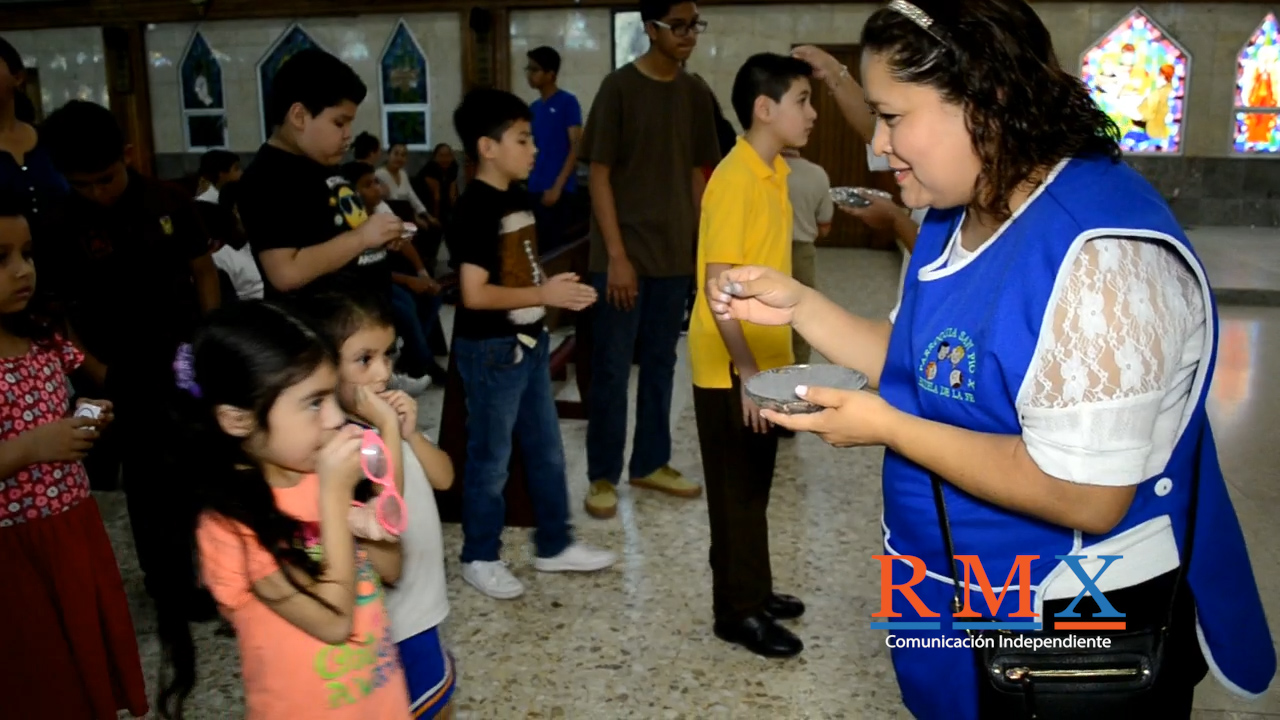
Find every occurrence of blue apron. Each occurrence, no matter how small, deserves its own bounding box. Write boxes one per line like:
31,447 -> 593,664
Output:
878,156 -> 1275,719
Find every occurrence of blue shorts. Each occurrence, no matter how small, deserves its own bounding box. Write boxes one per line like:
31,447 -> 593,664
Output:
397,626 -> 456,718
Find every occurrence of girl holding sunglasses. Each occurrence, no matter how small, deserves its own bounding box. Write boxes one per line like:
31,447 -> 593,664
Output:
303,285 -> 458,720
160,301 -> 410,720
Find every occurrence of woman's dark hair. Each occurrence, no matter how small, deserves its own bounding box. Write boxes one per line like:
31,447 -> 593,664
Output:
425,142 -> 458,181
0,36 -> 23,80
860,0 -> 1120,221
296,281 -> 396,352
0,38 -> 36,124
158,301 -> 337,719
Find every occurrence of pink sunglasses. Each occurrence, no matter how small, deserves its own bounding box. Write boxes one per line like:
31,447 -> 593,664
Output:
351,428 -> 407,536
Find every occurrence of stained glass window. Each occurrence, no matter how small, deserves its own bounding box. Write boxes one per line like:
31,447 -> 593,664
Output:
379,21 -> 430,149
1233,13 -> 1280,154
613,11 -> 648,69
258,25 -> 320,141
180,32 -> 227,150
1081,9 -> 1190,154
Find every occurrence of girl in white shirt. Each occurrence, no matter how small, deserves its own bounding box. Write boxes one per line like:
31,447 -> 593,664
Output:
305,289 -> 459,720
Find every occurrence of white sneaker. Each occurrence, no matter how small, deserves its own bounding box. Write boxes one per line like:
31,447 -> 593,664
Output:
390,372 -> 432,396
462,560 -> 525,599
534,542 -> 617,573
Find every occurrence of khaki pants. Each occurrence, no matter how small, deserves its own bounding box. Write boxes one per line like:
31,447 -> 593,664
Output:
791,242 -> 817,364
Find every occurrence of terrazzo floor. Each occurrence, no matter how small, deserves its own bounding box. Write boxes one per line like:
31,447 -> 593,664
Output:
95,245 -> 1280,719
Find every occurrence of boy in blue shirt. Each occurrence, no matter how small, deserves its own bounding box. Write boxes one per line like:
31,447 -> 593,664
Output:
524,46 -> 583,251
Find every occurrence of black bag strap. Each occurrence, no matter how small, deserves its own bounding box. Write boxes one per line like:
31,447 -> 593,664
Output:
931,427 -> 1203,631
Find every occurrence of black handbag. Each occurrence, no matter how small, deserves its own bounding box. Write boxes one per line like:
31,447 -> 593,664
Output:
928,435 -> 1201,718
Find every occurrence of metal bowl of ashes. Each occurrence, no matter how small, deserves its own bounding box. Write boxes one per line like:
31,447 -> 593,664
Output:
829,186 -> 892,209
744,364 -> 870,415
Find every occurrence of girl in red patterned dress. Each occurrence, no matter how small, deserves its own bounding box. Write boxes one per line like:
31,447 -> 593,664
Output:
0,208 -> 149,719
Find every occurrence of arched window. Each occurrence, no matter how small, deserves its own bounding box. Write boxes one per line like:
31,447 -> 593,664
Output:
180,31 -> 227,150
258,24 -> 320,142
1081,8 -> 1190,154
380,20 -> 430,150
1233,13 -> 1279,154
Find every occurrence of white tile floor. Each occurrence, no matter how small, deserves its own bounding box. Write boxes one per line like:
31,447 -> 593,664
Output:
99,236 -> 1280,719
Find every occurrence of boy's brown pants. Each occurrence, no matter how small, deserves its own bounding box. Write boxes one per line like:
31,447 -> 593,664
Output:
693,370 -> 780,623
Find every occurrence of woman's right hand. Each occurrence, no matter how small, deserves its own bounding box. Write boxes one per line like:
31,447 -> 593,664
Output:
706,265 -> 808,327
792,45 -> 844,85
317,425 -> 365,493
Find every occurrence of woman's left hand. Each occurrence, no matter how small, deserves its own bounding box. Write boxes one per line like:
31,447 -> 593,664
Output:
761,385 -> 897,448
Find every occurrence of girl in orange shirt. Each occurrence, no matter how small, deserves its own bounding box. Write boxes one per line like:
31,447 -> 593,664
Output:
157,301 -> 410,720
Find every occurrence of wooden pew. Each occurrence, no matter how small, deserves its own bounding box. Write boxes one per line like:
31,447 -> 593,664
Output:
434,236 -> 592,527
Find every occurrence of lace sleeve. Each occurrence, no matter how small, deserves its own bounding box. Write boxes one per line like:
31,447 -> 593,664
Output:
1019,238 -> 1205,486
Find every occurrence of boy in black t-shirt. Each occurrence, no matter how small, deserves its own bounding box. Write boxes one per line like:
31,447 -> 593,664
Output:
237,49 -> 403,299
450,88 -> 616,600
39,98 -> 221,620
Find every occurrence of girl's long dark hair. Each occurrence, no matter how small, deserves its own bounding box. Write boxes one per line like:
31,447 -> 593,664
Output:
158,301 -> 337,719
861,0 -> 1121,221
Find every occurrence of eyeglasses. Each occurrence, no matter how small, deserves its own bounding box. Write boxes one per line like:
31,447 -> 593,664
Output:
350,428 -> 407,536
650,19 -> 708,38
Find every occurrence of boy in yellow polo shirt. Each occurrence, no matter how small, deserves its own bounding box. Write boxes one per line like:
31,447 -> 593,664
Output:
689,52 -> 816,659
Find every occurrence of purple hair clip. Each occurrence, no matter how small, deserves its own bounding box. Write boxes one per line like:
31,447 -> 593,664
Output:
174,343 -> 202,398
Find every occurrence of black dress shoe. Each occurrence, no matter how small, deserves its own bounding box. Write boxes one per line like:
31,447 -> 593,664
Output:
764,592 -> 806,620
714,613 -> 803,658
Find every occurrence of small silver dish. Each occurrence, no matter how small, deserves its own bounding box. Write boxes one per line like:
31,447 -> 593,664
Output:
744,364 -> 869,415
830,186 -> 892,209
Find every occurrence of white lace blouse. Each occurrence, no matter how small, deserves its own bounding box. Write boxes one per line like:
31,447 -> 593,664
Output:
890,226 -> 1207,598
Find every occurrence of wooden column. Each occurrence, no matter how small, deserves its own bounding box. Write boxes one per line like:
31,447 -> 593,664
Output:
102,24 -> 156,177
461,6 -> 511,92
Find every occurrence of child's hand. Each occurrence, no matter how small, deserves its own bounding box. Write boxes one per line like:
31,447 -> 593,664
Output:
379,390 -> 419,439
352,385 -> 399,435
347,503 -> 401,543
76,398 -> 114,428
317,425 -> 364,492
538,272 -> 598,311
25,417 -> 100,463
358,213 -> 405,250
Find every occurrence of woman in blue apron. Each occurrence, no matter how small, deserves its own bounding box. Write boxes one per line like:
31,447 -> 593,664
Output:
707,1 -> 1274,717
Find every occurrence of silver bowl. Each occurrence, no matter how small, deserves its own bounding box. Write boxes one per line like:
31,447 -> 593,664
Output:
744,364 -> 869,415
830,186 -> 892,209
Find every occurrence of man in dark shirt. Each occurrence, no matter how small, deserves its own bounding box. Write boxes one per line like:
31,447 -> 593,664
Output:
237,49 -> 402,299
580,0 -> 721,519
40,99 -> 220,620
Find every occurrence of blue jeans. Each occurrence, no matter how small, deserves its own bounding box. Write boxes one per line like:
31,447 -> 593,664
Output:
389,285 -> 443,378
586,273 -> 691,484
454,331 -> 573,563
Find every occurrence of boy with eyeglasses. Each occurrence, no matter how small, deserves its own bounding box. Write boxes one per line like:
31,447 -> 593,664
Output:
579,0 -> 721,520
525,46 -> 583,252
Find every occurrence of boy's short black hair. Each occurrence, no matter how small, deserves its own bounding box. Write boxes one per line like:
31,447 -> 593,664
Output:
639,0 -> 683,23
452,88 -> 532,163
266,49 -> 367,131
40,100 -> 125,175
198,150 -> 240,183
730,52 -> 813,130
351,132 -> 381,161
527,46 -> 562,74
340,161 -> 376,187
